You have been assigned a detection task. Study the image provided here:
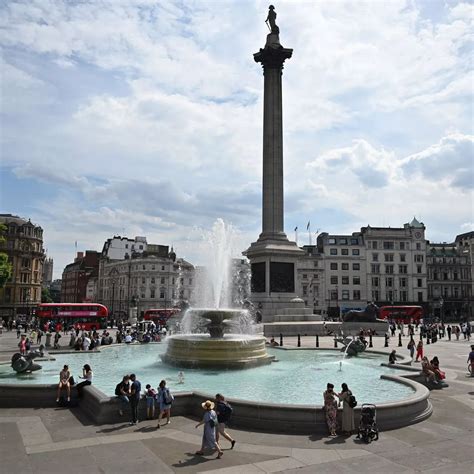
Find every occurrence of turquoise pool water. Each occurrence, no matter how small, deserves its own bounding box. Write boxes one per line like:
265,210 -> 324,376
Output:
0,344 -> 414,405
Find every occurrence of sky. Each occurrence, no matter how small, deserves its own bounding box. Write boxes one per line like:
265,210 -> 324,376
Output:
1,0 -> 473,279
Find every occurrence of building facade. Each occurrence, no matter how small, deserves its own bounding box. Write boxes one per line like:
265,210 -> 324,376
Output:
101,236 -> 148,260
98,246 -> 195,319
42,257 -> 53,288
61,251 -> 100,303
0,214 -> 45,320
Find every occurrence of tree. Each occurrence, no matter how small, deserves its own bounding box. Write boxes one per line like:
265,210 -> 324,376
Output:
0,224 -> 12,288
41,288 -> 53,303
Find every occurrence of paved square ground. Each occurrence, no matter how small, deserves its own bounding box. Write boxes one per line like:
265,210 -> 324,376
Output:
0,331 -> 472,473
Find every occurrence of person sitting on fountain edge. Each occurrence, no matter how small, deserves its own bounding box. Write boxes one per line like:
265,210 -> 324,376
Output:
389,350 -> 397,364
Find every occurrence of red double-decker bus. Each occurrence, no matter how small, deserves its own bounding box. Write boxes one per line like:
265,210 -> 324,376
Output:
143,308 -> 180,325
378,306 -> 423,324
36,303 -> 108,331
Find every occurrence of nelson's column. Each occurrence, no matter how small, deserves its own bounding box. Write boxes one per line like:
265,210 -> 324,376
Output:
244,6 -> 305,322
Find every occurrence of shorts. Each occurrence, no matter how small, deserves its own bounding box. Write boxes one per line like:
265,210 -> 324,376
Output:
217,422 -> 227,434
146,397 -> 155,408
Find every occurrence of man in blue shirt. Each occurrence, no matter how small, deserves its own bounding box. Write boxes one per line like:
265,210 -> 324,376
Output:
129,374 -> 141,425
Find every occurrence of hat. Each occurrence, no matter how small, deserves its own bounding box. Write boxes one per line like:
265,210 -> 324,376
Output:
201,400 -> 215,410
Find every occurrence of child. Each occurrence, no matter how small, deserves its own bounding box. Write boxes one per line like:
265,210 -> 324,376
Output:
145,384 -> 157,419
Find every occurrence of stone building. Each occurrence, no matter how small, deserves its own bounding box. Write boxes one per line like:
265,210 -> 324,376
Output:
98,246 -> 194,319
316,233 -> 366,318
61,251 -> 100,303
427,239 -> 473,320
361,219 -> 428,309
295,245 -> 325,315
42,257 -> 53,288
0,214 -> 45,320
101,235 -> 147,260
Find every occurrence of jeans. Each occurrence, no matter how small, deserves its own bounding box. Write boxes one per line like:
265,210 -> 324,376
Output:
76,381 -> 91,398
117,395 -> 129,411
130,397 -> 139,423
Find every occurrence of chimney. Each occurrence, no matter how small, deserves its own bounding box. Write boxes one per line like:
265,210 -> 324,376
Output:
75,252 -> 84,262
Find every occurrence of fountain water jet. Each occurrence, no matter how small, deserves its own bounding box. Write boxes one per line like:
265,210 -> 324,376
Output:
161,220 -> 274,369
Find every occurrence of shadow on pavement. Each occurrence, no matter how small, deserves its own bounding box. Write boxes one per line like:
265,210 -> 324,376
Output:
172,452 -> 216,469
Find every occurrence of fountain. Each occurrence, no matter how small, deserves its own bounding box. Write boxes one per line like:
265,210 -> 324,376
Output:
161,219 -> 274,369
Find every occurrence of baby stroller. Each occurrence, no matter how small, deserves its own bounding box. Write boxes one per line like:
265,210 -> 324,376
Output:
357,404 -> 379,443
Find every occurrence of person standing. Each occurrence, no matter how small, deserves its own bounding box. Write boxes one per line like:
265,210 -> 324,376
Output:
323,383 -> 338,437
215,393 -> 236,448
156,380 -> 173,428
76,364 -> 93,398
446,325 -> 452,341
415,340 -> 424,362
129,373 -> 141,425
195,400 -> 223,459
145,384 -> 157,419
337,383 -> 355,435
115,375 -> 130,416
407,338 -> 415,360
18,335 -> 27,355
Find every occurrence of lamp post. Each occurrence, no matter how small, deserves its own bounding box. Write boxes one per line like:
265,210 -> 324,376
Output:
439,297 -> 444,323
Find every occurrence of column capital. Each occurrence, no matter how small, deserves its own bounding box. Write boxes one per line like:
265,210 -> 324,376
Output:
254,44 -> 293,71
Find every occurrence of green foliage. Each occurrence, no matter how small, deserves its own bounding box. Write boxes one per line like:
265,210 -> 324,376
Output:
41,287 -> 54,303
0,224 -> 12,288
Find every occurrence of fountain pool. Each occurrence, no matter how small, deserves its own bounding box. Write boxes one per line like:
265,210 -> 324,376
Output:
0,344 -> 414,405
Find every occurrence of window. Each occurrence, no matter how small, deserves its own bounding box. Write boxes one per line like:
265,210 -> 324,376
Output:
371,241 -> 378,249
161,277 -> 165,284
330,263 -> 338,270
417,265 -> 422,274
352,249 -> 360,256
161,266 -> 165,271
141,277 -> 145,284
371,264 -> 380,274
328,238 -> 336,244
399,265 -> 408,274
341,249 -> 349,255
330,290 -> 338,300
125,244 -> 128,249
399,277 -> 407,287
189,278 -> 193,285
151,277 -> 155,284
399,242 -> 405,250
453,272 -> 458,280
400,253 -> 406,262
417,278 -> 422,287
386,277 -> 393,287
384,254 -> 394,262
400,290 -> 408,302
385,265 -> 394,274
387,290 -> 394,301
151,265 -> 155,270
342,276 -> 349,285
302,285 -> 308,296
330,248 -> 338,255
414,254 -> 424,263
353,277 -> 360,285
302,274 -> 308,279
351,238 -> 358,245
372,290 -> 379,301
372,277 -> 379,287
454,287 -> 459,298
372,253 -> 379,261
342,290 -> 350,300
353,290 -> 361,300
150,289 -> 155,298
443,272 -> 448,280
330,276 -> 338,284
141,293 -> 145,299
353,263 -> 360,271
417,292 -> 423,302
340,238 -> 348,244
313,274 -> 319,279
416,242 -> 421,250
160,290 -> 165,299
313,261 -> 318,267
383,241 -> 394,249
342,263 -> 349,270
142,265 -> 146,270
180,278 -> 184,284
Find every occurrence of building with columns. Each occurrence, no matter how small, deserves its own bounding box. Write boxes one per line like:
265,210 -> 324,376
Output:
0,214 -> 45,320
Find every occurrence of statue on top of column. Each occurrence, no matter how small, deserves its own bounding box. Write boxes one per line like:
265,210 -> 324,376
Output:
265,5 -> 279,34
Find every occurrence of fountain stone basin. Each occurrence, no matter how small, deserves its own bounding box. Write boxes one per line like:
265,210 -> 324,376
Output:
161,308 -> 275,369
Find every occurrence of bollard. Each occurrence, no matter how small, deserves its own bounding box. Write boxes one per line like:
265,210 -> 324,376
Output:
384,334 -> 389,347
369,334 -> 373,348
334,337 -> 338,348
280,333 -> 283,347
316,334 -> 319,348
297,334 -> 301,347
398,333 -> 402,347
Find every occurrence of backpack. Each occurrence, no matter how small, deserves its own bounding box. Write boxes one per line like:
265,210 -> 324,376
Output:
163,388 -> 174,405
348,394 -> 357,408
219,402 -> 233,422
114,382 -> 122,396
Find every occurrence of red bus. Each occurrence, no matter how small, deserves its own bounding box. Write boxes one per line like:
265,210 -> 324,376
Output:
36,303 -> 108,331
378,306 -> 423,324
143,308 -> 180,325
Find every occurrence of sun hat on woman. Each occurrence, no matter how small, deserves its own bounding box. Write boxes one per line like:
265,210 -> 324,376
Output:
202,400 -> 215,410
